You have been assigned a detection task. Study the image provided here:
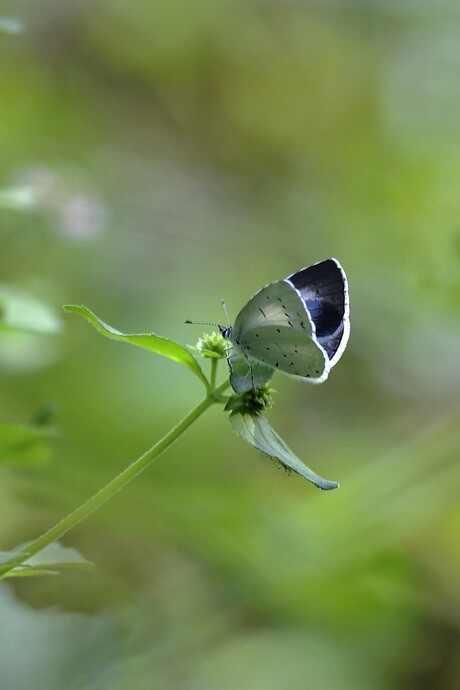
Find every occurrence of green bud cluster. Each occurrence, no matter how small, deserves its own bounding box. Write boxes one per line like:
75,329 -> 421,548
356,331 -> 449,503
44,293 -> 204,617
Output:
225,382 -> 275,414
196,331 -> 228,359
242,383 -> 275,412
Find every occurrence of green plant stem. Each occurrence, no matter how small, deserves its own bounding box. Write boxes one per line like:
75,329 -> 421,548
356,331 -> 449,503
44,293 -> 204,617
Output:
0,379 -> 230,578
210,358 -> 218,390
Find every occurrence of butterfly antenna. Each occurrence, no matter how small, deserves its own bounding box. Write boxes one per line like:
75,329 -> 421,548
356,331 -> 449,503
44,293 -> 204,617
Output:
220,299 -> 230,328
184,319 -> 221,327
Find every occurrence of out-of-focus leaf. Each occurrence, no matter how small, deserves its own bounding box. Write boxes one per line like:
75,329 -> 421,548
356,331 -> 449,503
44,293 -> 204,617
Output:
0,542 -> 94,579
229,412 -> 339,490
23,542 -> 94,571
0,422 -> 54,465
0,553 -> 28,569
0,17 -> 24,34
31,404 -> 56,427
0,186 -> 34,208
2,568 -> 59,578
64,304 -> 209,389
0,586 -> 116,689
0,285 -> 61,335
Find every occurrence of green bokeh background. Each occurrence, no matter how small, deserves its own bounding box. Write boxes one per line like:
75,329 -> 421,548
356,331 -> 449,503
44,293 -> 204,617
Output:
1,1 -> 460,688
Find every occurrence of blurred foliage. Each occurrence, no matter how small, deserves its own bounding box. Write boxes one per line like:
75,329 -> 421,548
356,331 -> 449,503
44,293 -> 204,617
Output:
1,0 -> 460,688
0,541 -> 93,578
0,284 -> 61,334
0,420 -> 54,466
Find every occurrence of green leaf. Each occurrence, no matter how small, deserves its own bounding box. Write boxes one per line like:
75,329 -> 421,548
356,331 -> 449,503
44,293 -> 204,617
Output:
0,542 -> 94,579
229,412 -> 339,490
0,421 -> 54,466
64,304 -> 209,390
2,568 -> 59,578
0,284 -> 61,335
0,552 -> 29,568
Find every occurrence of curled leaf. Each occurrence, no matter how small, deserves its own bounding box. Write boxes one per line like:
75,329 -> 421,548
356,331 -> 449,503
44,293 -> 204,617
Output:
64,305 -> 208,390
229,412 -> 339,490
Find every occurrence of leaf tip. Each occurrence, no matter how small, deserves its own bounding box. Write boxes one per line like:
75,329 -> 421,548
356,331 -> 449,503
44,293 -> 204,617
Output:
319,480 -> 340,491
63,304 -> 79,313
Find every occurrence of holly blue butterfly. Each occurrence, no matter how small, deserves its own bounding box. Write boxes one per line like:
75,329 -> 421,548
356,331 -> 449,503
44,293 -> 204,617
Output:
220,258 -> 350,393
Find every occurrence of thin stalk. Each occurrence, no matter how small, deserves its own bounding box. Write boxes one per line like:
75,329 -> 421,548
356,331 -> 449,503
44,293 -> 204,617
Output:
0,379 -> 230,578
210,358 -> 218,390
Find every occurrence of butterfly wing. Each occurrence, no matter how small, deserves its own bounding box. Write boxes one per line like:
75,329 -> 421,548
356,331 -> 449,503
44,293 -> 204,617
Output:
287,258 -> 350,367
232,280 -> 329,383
238,324 -> 328,381
233,280 -> 314,337
226,352 -> 274,393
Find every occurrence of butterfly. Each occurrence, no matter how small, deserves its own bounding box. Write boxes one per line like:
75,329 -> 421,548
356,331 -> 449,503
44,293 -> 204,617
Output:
220,258 -> 350,393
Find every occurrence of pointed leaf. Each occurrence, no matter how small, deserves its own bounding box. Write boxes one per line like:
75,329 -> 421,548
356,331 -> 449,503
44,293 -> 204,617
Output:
0,542 -> 94,579
2,568 -> 59,578
64,304 -> 208,389
23,542 -> 94,571
229,412 -> 339,490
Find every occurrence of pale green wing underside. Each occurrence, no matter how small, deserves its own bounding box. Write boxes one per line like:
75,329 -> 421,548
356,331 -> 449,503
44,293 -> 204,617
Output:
234,280 -> 314,337
232,280 -> 328,384
240,325 -> 327,380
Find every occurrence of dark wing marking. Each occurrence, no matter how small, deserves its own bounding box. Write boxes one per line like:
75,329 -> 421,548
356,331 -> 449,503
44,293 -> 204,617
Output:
287,258 -> 350,366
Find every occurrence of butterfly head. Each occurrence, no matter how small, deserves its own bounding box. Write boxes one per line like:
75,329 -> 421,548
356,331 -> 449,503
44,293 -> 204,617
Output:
219,325 -> 233,340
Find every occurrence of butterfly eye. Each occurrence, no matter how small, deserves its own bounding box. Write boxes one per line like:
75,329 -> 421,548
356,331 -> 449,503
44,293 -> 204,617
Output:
219,326 -> 232,339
